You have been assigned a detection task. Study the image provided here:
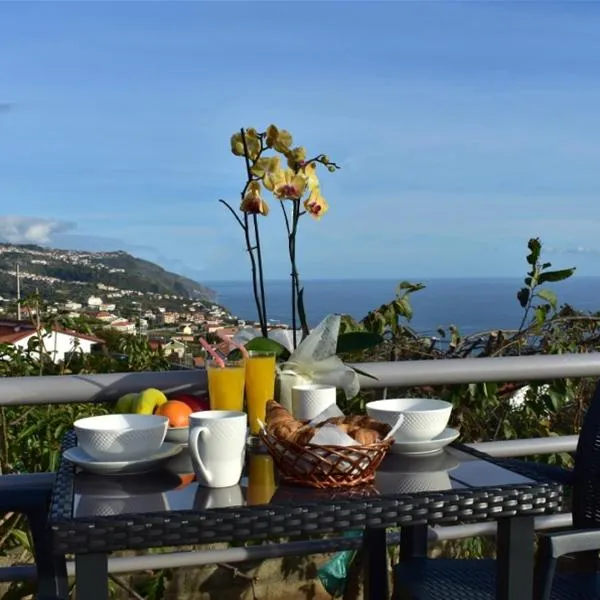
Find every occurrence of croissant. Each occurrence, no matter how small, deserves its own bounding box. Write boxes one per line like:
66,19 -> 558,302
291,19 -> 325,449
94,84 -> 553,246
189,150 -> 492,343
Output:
335,423 -> 384,445
325,415 -> 391,438
264,400 -> 387,446
352,428 -> 380,445
265,401 -> 312,441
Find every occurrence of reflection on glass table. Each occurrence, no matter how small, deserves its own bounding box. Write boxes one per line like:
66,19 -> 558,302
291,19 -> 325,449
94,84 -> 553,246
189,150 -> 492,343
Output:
73,445 -> 539,519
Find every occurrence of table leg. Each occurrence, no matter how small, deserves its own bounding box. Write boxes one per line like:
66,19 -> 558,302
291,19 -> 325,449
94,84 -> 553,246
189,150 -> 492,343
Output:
75,553 -> 109,600
363,528 -> 389,600
399,524 -> 428,561
496,515 -> 535,600
26,509 -> 68,600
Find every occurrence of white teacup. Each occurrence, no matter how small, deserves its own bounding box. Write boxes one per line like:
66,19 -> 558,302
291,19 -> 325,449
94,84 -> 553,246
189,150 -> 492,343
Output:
292,384 -> 337,421
188,411 -> 247,488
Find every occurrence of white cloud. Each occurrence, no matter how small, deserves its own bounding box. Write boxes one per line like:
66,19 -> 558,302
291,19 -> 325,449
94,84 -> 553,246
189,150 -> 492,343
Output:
0,216 -> 75,245
547,246 -> 600,256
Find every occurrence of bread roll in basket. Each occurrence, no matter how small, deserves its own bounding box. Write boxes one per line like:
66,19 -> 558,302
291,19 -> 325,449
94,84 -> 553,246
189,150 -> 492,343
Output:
259,401 -> 394,488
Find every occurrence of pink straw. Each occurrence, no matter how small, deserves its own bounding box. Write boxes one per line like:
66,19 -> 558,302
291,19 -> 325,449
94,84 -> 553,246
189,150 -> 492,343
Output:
199,337 -> 225,368
217,331 -> 250,359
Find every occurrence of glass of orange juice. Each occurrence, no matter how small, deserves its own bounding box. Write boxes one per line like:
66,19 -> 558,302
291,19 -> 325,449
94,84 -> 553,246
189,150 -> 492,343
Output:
245,351 -> 277,435
246,453 -> 276,505
207,359 -> 246,411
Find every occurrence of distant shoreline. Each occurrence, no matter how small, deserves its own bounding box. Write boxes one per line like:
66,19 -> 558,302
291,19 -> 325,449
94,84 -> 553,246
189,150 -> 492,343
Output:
207,277 -> 600,336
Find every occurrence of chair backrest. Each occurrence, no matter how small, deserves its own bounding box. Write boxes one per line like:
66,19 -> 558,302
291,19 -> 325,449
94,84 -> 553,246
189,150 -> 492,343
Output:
571,380 -> 600,528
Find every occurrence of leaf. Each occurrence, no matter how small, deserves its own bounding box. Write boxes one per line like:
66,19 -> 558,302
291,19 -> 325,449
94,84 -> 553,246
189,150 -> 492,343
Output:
350,366 -> 379,381
10,528 -> 31,551
534,305 -> 549,326
535,288 -> 557,309
537,268 -> 576,284
547,388 -> 565,412
297,287 -> 310,338
227,349 -> 243,360
336,332 -> 383,354
517,287 -> 530,308
396,281 -> 426,294
245,337 -> 290,360
394,297 -> 413,321
526,238 -> 542,265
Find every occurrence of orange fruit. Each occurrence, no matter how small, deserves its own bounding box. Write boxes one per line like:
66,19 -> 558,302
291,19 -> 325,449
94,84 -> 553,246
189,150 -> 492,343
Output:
175,473 -> 196,489
155,400 -> 193,427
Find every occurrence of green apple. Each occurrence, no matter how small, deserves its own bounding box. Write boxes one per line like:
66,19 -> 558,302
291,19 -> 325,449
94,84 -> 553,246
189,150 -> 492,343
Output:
134,388 -> 168,415
114,392 -> 139,414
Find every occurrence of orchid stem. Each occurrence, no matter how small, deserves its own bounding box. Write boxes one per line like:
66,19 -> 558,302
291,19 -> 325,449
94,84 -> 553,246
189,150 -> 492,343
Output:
252,213 -> 268,336
239,128 -> 268,337
243,212 -> 266,337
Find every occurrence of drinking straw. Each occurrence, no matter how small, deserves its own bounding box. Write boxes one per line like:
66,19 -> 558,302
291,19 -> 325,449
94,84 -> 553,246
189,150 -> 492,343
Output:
199,337 -> 225,368
217,331 -> 250,359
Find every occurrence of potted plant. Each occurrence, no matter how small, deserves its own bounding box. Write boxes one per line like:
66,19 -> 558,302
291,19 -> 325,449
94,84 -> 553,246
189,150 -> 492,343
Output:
219,125 -> 381,407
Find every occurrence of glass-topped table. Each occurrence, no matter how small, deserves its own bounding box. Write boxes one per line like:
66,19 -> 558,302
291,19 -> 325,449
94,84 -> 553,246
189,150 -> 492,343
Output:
49,431 -> 564,600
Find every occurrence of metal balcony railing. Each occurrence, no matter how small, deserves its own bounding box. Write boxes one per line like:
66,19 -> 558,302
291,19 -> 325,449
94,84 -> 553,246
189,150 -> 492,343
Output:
0,351 -> 596,584
2,351 -> 600,406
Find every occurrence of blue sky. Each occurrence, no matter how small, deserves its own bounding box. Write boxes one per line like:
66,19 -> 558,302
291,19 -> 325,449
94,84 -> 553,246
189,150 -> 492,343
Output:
1,1 -> 600,282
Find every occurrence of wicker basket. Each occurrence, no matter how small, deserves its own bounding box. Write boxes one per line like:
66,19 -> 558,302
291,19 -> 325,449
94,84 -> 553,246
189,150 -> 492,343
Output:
260,431 -> 394,489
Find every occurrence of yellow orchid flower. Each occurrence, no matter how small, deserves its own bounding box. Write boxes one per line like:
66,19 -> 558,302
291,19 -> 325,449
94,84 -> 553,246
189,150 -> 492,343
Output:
286,146 -> 307,169
240,181 -> 269,216
251,156 -> 280,179
265,124 -> 293,153
304,189 -> 328,219
230,130 -> 260,160
301,162 -> 320,191
264,168 -> 307,201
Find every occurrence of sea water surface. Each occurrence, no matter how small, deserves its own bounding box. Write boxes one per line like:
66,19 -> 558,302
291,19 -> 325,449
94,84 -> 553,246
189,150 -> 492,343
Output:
206,277 -> 600,336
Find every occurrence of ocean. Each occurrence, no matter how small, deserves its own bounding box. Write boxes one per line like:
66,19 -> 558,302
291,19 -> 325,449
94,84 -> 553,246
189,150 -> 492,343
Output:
206,277 -> 600,336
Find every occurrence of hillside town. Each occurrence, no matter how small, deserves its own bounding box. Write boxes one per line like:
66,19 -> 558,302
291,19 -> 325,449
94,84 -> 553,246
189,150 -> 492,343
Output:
0,289 -> 247,364
0,243 -> 292,367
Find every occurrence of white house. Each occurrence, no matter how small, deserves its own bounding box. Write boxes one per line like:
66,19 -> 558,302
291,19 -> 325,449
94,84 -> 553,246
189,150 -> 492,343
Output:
95,311 -> 117,323
0,320 -> 104,363
87,295 -> 103,308
64,301 -> 82,311
109,319 -> 136,334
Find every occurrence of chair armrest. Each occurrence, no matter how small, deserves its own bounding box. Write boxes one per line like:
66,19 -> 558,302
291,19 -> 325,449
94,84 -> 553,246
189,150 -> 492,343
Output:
538,528 -> 600,559
0,472 -> 55,511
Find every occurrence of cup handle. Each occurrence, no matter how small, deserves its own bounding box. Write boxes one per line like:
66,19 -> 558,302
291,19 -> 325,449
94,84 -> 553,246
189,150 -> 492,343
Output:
189,426 -> 212,484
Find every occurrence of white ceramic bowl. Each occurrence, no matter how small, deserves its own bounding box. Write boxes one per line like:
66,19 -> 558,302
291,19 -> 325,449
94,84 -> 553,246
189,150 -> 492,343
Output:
165,426 -> 189,444
366,398 -> 452,442
74,414 -> 169,462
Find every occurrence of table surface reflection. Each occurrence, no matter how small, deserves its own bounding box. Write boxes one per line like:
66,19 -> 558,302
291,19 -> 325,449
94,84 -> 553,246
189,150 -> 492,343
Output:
72,444 -> 537,519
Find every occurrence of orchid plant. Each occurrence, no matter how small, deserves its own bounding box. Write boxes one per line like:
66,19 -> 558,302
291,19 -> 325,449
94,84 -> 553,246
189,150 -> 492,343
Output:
220,125 -> 339,350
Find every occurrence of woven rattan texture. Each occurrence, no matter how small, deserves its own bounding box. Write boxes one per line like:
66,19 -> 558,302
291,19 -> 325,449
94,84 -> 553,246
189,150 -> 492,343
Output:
393,559 -> 598,600
260,431 -> 394,488
49,431 -> 563,555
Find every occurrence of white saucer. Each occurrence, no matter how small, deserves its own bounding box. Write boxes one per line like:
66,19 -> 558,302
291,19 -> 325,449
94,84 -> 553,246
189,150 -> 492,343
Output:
390,428 -> 460,456
64,443 -> 182,475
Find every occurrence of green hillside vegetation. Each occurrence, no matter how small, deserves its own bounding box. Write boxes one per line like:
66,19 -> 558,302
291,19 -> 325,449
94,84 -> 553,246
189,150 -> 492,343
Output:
0,244 -> 215,304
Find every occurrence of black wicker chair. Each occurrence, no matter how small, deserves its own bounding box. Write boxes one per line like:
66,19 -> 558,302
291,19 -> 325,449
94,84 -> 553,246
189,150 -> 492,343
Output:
0,473 -> 67,599
393,381 -> 600,600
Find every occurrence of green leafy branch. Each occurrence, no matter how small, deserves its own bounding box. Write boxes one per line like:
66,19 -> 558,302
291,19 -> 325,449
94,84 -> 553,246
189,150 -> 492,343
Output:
516,237 -> 575,331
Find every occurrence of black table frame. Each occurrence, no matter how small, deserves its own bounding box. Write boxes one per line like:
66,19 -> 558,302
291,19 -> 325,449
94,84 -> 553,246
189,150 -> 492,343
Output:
48,431 -> 564,600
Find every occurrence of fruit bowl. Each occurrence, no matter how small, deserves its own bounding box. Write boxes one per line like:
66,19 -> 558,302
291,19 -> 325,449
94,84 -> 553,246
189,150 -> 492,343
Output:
165,426 -> 189,444
74,414 -> 169,462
